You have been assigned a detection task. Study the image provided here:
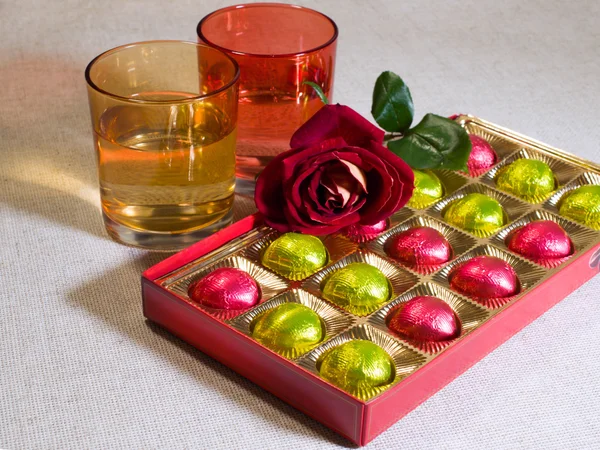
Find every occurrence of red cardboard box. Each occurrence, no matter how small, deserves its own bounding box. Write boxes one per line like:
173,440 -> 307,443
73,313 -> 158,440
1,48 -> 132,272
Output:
142,116 -> 600,445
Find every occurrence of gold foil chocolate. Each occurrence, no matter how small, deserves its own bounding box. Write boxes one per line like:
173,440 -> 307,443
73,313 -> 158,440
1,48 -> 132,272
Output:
443,193 -> 505,235
496,159 -> 555,201
251,303 -> 324,358
261,232 -> 328,280
321,262 -> 390,315
319,340 -> 394,396
407,170 -> 444,209
559,185 -> 600,230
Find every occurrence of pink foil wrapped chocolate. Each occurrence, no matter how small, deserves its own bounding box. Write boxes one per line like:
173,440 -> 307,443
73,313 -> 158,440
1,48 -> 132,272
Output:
467,135 -> 497,176
385,226 -> 452,267
343,220 -> 388,242
388,295 -> 461,346
188,267 -> 260,310
448,256 -> 519,304
506,220 -> 573,265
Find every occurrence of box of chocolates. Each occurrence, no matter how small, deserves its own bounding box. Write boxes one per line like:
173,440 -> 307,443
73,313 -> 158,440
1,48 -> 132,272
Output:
142,115 -> 600,446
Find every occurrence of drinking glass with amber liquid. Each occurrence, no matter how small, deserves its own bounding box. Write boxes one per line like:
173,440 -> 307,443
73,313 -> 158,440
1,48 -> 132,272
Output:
86,41 -> 239,250
198,3 -> 338,193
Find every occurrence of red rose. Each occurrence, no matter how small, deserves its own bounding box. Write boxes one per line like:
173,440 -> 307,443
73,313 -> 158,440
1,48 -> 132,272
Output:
255,104 -> 414,235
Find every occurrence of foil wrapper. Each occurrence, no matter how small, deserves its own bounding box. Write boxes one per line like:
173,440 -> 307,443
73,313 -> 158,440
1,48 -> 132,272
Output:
251,303 -> 324,357
385,226 -> 452,268
466,134 -> 498,177
165,255 -> 288,320
370,216 -> 477,275
493,210 -> 597,269
506,220 -> 572,264
448,255 -> 519,303
232,289 -> 355,359
303,252 -> 418,317
261,232 -> 328,280
188,267 -> 260,310
299,324 -> 425,400
558,185 -> 600,230
321,262 -> 390,316
462,124 -> 523,163
407,170 -> 444,209
369,282 -> 488,354
496,159 -> 556,202
319,340 -> 394,395
443,193 -> 506,236
483,148 -> 581,203
387,296 -> 461,344
343,220 -> 388,243
433,245 -> 546,309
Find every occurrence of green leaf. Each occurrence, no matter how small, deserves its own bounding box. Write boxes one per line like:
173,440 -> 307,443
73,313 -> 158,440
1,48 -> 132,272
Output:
371,71 -> 414,133
387,113 -> 472,171
302,81 -> 329,105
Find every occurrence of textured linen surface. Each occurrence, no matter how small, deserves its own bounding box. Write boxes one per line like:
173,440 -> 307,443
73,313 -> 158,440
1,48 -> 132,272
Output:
1,0 -> 599,449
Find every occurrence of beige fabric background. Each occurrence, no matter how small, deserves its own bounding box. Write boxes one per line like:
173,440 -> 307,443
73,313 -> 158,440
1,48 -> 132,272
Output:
1,0 -> 599,448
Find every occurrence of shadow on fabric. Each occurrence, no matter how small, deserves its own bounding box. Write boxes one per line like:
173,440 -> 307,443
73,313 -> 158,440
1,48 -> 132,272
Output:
67,253 -> 354,447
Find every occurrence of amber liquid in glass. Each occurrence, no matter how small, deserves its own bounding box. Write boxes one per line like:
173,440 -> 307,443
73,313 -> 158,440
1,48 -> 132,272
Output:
236,90 -> 326,180
95,92 -> 236,235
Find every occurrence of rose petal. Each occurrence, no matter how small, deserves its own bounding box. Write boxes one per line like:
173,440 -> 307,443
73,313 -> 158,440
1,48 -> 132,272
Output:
255,141 -> 331,229
303,171 -> 368,226
290,104 -> 385,149
308,168 -> 332,215
283,196 -> 336,233
321,164 -> 356,208
337,143 -> 414,225
288,164 -> 322,210
303,180 -> 366,226
281,137 -> 347,182
335,147 -> 393,220
254,153 -> 289,230
347,189 -> 362,206
340,159 -> 368,193
294,155 -> 364,213
363,139 -> 414,215
305,193 -> 366,225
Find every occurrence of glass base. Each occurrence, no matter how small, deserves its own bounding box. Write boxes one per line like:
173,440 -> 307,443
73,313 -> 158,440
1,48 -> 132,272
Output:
103,209 -> 234,251
234,153 -> 276,196
235,177 -> 257,196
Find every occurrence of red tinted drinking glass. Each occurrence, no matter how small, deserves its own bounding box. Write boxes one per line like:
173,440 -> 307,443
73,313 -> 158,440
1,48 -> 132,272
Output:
198,3 -> 338,191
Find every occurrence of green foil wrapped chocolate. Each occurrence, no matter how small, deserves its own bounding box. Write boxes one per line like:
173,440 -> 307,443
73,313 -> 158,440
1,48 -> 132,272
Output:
261,233 -> 328,280
496,159 -> 556,201
251,303 -> 324,358
319,340 -> 394,399
321,262 -> 390,315
559,185 -> 600,230
443,193 -> 506,236
407,170 -> 444,209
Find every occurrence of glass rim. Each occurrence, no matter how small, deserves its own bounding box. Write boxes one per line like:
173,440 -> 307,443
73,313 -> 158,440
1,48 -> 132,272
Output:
84,40 -> 241,104
197,3 -> 339,58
